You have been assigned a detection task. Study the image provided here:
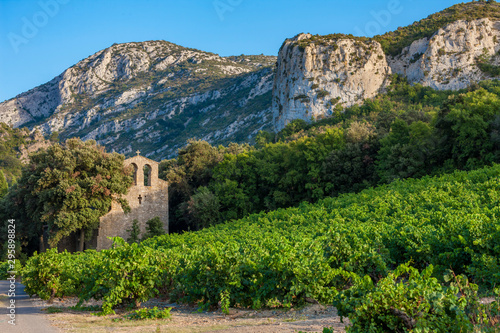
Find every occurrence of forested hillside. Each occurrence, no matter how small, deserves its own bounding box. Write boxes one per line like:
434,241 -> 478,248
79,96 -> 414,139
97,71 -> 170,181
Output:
162,76 -> 500,232
0,123 -> 52,185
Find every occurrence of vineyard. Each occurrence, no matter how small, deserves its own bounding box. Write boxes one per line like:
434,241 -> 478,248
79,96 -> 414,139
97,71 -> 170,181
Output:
22,164 -> 500,331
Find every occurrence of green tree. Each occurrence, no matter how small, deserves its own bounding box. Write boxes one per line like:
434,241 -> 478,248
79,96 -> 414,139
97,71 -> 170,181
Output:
322,142 -> 378,196
212,178 -> 253,222
160,140 -> 222,232
0,138 -> 132,251
492,115 -> 500,162
254,130 -> 275,148
159,139 -> 249,232
0,170 -> 8,198
0,123 -> 27,184
277,119 -> 308,141
436,89 -> 500,169
181,186 -> 220,229
142,217 -> 165,240
211,126 -> 345,215
126,219 -> 141,244
376,119 -> 437,183
49,131 -> 59,143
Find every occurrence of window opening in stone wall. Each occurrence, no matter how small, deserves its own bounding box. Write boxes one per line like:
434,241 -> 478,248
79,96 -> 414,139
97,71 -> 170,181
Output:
144,164 -> 152,186
131,163 -> 138,185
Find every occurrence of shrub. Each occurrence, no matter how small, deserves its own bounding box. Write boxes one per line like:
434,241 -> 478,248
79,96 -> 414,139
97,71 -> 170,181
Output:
477,55 -> 500,76
77,238 -> 171,315
125,306 -> 172,320
182,187 -> 221,229
0,171 -> 7,198
409,52 -> 423,64
0,260 -> 22,279
23,249 -> 91,301
317,90 -> 330,98
45,307 -> 63,313
293,94 -> 311,104
334,264 -> 473,333
142,217 -> 165,240
126,219 -> 141,244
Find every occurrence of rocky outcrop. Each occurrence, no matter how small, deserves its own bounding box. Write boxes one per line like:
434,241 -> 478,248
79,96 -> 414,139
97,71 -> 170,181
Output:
5,17 -> 500,144
272,34 -> 392,131
389,18 -> 500,90
0,77 -> 62,127
18,130 -> 52,163
272,19 -> 500,131
0,41 -> 276,159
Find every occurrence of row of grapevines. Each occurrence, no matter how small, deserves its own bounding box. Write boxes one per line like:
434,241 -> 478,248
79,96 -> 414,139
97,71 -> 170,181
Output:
23,164 -> 500,316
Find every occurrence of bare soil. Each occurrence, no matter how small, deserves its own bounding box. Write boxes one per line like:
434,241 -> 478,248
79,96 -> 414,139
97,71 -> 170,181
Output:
32,296 -> 349,333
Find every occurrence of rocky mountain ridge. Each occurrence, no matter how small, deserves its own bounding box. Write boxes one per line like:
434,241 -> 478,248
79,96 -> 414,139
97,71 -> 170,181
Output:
0,41 -> 276,159
272,17 -> 500,131
3,1 -> 500,151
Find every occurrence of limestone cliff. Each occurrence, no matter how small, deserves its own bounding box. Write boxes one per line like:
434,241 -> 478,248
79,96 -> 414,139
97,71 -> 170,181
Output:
272,34 -> 391,131
389,18 -> 500,90
0,41 -> 276,159
272,17 -> 500,131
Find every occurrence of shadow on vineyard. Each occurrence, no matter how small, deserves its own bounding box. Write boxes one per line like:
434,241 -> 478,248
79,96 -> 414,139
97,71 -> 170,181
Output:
21,164 -> 500,331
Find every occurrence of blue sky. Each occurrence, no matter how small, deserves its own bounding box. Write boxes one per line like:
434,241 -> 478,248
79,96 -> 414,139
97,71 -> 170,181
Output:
0,0 -> 464,102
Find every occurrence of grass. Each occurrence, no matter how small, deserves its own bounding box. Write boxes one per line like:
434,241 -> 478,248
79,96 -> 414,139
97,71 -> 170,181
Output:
45,306 -> 63,313
0,293 -> 8,307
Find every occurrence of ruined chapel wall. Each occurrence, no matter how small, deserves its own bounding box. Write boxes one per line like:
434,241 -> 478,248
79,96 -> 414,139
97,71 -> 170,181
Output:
96,155 -> 168,250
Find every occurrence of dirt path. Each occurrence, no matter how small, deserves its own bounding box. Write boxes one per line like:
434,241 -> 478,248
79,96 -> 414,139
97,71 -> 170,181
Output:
32,295 -> 349,332
0,280 -> 60,333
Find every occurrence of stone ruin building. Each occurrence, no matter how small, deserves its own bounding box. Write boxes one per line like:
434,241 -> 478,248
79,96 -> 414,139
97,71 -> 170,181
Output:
57,151 -> 169,251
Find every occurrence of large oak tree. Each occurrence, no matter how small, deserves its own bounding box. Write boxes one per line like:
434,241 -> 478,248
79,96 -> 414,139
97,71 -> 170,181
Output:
1,138 -> 132,252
